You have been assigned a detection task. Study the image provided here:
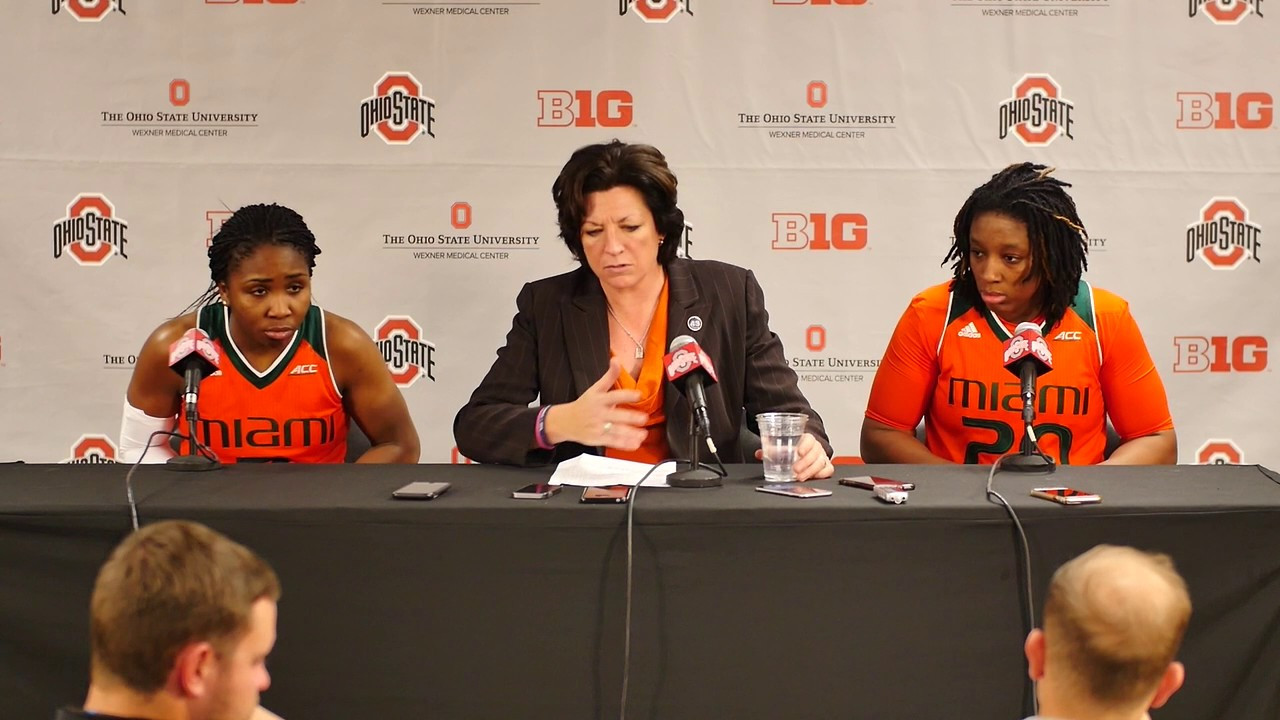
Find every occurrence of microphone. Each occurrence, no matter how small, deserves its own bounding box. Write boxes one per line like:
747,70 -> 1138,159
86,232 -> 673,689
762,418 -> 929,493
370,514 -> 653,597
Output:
663,335 -> 718,437
663,335 -> 724,488
167,328 -> 220,429
1001,322 -> 1053,425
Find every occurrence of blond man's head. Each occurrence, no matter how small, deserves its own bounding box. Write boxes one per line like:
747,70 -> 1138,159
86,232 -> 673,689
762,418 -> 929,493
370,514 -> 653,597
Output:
1028,545 -> 1191,715
89,520 -> 281,693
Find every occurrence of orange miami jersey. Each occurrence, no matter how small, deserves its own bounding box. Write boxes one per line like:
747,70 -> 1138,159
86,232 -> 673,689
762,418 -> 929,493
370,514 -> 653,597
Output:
179,303 -> 348,463
866,281 -> 1173,465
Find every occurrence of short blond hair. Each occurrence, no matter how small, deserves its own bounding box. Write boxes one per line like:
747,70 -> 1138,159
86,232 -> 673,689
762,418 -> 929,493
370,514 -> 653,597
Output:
1043,545 -> 1191,706
89,520 -> 281,693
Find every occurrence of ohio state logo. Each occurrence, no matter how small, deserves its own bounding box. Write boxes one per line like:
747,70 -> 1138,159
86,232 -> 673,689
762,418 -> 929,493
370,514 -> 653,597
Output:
62,434 -> 118,464
1196,438 -> 1243,464
52,0 -> 126,21
1185,197 -> 1262,270
53,194 -> 129,266
805,325 -> 826,352
998,74 -> 1075,147
359,72 -> 436,146
618,0 -> 692,22
1003,333 -> 1052,367
375,316 -> 437,387
1189,0 -> 1264,24
665,348 -> 698,377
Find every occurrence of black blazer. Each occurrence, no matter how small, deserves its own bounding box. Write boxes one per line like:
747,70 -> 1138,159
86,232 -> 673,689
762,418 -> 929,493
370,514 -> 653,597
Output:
454,258 -> 831,465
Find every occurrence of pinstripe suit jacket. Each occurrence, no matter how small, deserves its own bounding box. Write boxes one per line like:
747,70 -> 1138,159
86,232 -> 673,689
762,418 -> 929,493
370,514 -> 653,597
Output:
453,258 -> 831,466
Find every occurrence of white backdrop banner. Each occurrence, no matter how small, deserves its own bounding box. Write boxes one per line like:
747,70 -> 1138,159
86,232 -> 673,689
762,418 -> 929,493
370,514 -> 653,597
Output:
1,0 -> 1275,467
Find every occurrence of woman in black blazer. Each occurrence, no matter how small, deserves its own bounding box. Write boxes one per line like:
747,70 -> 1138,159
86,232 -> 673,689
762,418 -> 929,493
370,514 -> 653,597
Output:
454,141 -> 832,478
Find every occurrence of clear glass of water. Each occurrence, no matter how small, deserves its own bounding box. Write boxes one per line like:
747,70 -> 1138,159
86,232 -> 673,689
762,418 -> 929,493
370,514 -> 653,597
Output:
756,412 -> 809,482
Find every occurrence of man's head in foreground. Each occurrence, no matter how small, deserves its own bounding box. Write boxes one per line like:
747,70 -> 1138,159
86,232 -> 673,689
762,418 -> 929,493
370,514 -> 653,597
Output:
82,520 -> 280,720
1026,544 -> 1191,720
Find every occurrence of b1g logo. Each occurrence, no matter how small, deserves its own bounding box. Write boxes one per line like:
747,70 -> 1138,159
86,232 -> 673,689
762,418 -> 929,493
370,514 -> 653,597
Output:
360,72 -> 436,146
1196,439 -> 1244,464
618,0 -> 691,22
772,213 -> 868,250
53,194 -> 129,266
1185,198 -> 1262,269
998,74 -> 1075,147
1189,0 -> 1264,24
1173,336 -> 1268,372
62,435 -> 118,464
52,0 -> 126,21
675,221 -> 694,259
537,90 -> 633,128
1177,92 -> 1273,129
375,316 -> 437,388
206,209 -> 233,248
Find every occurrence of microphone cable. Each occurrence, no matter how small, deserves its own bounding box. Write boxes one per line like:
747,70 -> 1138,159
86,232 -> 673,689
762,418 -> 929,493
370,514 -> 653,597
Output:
985,453 -> 1037,716
123,430 -> 183,531
619,456 -> 679,720
699,433 -> 728,478
123,422 -> 218,531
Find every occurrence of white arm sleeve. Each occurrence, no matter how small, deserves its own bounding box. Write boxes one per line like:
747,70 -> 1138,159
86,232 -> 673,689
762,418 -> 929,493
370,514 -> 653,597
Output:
118,400 -> 177,464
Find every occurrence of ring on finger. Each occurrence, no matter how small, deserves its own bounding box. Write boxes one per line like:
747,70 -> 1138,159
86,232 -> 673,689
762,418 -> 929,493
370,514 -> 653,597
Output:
602,421 -> 614,434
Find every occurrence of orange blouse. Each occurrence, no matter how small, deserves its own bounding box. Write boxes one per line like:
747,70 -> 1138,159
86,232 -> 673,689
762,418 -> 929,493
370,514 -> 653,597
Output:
604,281 -> 671,464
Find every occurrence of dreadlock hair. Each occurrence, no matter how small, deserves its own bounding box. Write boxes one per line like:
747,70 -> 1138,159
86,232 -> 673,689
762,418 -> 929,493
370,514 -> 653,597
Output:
183,203 -> 321,314
944,163 -> 1090,333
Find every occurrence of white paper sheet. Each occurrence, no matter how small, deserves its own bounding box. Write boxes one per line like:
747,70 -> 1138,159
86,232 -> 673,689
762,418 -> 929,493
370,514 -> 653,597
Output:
548,454 -> 677,488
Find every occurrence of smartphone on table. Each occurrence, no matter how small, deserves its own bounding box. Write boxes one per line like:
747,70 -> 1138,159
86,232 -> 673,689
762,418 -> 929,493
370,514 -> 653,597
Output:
513,483 -> 561,499
1030,487 -> 1101,505
755,483 -> 833,499
392,481 -> 451,500
580,485 -> 634,504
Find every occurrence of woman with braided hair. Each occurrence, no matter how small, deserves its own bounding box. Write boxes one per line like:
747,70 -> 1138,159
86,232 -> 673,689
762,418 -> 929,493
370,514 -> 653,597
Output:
861,163 -> 1176,465
119,203 -> 419,464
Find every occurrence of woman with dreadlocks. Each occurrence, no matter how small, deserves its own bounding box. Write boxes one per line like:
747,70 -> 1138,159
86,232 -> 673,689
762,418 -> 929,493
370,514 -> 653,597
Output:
860,164 -> 1175,465
118,203 -> 420,464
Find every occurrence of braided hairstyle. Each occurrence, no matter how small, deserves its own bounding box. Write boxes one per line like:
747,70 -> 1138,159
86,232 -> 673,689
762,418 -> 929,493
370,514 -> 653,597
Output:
185,203 -> 321,313
944,163 -> 1089,332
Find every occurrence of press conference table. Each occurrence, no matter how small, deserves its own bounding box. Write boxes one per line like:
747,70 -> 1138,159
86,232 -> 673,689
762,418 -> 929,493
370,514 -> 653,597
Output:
2,462 -> 1278,720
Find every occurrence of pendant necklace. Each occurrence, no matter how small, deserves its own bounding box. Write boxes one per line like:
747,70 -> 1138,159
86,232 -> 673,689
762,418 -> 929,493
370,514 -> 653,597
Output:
607,291 -> 661,360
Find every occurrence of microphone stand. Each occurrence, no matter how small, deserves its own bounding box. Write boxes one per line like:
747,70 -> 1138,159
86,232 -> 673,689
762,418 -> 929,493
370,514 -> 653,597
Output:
166,367 -> 220,472
999,369 -> 1055,474
667,413 -> 725,488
